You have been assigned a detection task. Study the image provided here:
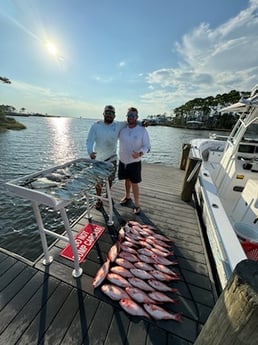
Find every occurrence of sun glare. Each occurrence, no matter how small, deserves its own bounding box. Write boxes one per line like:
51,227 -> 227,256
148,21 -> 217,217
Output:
46,41 -> 58,56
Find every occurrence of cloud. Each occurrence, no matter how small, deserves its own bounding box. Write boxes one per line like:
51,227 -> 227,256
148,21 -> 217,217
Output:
118,60 -> 126,68
93,75 -> 113,83
143,0 -> 258,109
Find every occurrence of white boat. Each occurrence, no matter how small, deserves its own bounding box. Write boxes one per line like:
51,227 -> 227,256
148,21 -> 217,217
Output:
189,84 -> 258,290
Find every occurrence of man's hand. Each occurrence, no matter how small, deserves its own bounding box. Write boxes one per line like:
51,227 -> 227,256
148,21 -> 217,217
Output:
141,120 -> 149,127
132,151 -> 143,159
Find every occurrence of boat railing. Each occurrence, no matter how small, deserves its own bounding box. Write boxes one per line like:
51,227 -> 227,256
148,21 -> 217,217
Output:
209,133 -> 228,141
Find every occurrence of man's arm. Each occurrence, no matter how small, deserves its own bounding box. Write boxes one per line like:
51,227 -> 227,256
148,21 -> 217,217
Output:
86,125 -> 96,158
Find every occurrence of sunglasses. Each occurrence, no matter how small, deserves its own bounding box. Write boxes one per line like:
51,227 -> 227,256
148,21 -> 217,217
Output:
104,110 -> 115,115
127,113 -> 137,118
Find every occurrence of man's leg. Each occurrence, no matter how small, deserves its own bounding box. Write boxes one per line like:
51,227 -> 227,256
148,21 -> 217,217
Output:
95,183 -> 102,209
120,179 -> 131,204
125,179 -> 131,198
131,182 -> 140,208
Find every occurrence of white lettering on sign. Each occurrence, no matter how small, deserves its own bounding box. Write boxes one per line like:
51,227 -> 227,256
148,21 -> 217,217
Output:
60,223 -> 105,262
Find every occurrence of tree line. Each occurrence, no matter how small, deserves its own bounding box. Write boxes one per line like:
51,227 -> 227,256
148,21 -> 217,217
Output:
0,77 -> 26,130
172,89 -> 251,130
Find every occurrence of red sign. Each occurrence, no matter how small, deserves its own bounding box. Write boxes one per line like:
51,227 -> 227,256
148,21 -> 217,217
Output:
60,223 -> 105,263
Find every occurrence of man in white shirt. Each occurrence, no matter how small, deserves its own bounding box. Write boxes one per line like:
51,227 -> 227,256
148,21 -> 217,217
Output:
86,105 -> 126,209
118,107 -> 151,215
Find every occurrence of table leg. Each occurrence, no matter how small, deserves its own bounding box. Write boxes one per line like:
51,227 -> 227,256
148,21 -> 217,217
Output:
60,208 -> 83,278
32,201 -> 53,266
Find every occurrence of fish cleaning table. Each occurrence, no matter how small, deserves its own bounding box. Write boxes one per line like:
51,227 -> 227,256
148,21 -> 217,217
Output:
6,158 -> 114,278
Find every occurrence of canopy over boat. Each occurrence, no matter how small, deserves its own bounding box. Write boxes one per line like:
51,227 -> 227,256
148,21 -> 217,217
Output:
221,84 -> 258,113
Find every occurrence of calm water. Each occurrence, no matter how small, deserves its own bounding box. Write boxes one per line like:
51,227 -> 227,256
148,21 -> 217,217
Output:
0,116 -> 227,261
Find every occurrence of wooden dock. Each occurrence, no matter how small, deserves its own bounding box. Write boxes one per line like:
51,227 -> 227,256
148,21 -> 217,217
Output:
0,163 -> 217,344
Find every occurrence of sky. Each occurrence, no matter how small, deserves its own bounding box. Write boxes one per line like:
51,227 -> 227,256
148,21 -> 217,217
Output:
1,0 -> 258,120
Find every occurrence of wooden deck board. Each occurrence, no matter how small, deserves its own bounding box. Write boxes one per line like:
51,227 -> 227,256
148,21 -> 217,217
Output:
0,163 -> 217,344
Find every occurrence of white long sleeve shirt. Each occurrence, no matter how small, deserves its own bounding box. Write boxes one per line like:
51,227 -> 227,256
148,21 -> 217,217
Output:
119,125 -> 151,164
86,121 -> 126,161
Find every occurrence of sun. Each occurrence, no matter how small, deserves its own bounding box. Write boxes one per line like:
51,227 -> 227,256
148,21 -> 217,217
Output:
46,41 -> 58,56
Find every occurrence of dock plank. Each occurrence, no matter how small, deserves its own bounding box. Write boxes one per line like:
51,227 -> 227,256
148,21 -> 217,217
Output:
0,163 -> 217,344
60,294 -> 100,345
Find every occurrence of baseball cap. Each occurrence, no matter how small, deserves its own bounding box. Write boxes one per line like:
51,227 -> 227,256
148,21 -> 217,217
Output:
104,105 -> 115,113
127,107 -> 138,115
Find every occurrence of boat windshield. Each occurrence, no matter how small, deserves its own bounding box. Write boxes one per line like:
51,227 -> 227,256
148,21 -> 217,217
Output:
243,122 -> 258,143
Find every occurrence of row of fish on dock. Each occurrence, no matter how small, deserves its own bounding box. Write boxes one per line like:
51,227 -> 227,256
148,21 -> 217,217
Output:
92,221 -> 182,322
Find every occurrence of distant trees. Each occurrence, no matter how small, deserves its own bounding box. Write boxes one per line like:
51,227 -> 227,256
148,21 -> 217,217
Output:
0,76 -> 11,84
0,104 -> 26,131
0,76 -> 26,129
0,76 -> 12,122
173,89 -> 250,130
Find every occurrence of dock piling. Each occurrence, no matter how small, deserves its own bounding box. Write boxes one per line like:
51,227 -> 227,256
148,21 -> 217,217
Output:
179,143 -> 191,170
181,157 -> 202,202
194,259 -> 258,345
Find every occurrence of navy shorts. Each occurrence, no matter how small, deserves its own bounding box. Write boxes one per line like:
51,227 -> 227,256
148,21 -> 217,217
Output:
118,161 -> 142,183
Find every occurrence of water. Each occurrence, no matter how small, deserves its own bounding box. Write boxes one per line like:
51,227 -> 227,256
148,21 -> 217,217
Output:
0,116 -> 228,261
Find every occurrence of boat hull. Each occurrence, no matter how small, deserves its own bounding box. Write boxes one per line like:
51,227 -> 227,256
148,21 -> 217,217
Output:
194,165 -> 246,289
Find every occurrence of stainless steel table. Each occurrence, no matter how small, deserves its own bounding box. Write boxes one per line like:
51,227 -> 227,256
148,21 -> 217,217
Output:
6,158 -> 114,278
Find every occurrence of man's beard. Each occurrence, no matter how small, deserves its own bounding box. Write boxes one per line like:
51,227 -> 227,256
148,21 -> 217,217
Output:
104,117 -> 114,124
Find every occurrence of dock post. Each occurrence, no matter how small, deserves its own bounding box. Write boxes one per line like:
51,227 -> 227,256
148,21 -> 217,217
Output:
179,143 -> 191,170
194,260 -> 258,345
181,157 -> 202,202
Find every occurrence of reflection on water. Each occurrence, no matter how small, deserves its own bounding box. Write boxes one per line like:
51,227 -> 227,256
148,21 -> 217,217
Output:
47,117 -> 76,163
